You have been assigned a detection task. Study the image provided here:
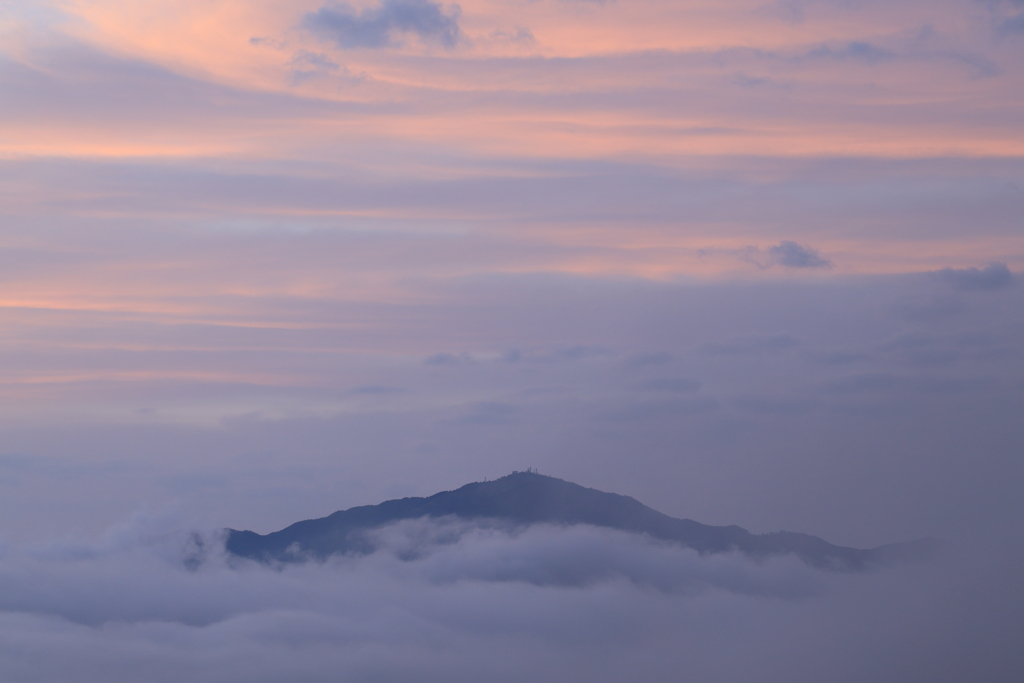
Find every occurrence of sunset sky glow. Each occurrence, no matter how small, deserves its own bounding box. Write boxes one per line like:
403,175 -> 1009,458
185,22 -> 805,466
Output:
0,1 -> 1022,680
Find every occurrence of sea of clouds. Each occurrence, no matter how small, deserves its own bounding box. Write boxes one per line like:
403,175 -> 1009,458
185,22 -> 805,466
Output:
0,513 -> 1020,683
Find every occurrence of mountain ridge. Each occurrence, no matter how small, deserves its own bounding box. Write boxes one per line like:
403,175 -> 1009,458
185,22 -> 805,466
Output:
225,471 -> 937,570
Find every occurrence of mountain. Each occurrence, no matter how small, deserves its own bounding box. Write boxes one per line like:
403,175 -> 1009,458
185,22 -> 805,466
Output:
225,471 -> 936,570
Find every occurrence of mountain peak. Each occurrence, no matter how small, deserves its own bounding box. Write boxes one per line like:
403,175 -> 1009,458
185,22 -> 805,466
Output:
225,473 -> 934,570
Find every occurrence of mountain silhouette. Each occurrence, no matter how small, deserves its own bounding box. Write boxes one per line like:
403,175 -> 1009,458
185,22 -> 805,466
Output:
225,471 -> 936,570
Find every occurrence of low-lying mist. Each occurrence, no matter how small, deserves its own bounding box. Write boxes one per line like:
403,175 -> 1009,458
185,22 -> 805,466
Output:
1,513 -> 1019,683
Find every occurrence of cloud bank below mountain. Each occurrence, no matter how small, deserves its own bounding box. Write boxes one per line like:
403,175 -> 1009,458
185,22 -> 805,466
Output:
0,513 -> 1020,683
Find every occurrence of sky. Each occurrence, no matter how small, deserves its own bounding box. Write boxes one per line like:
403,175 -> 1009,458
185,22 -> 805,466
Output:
1,0 -> 1023,680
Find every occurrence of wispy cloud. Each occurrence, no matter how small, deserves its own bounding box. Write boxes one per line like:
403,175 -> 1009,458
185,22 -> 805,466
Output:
802,41 -> 894,64
303,0 -> 462,49
933,263 -> 1014,291
768,241 -> 832,269
702,334 -> 800,355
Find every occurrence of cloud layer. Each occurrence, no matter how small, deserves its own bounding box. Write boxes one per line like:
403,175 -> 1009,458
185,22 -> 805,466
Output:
0,514 -> 1019,683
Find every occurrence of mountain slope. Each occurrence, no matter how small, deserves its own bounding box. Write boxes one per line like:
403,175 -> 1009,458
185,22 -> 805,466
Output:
225,471 -> 935,570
